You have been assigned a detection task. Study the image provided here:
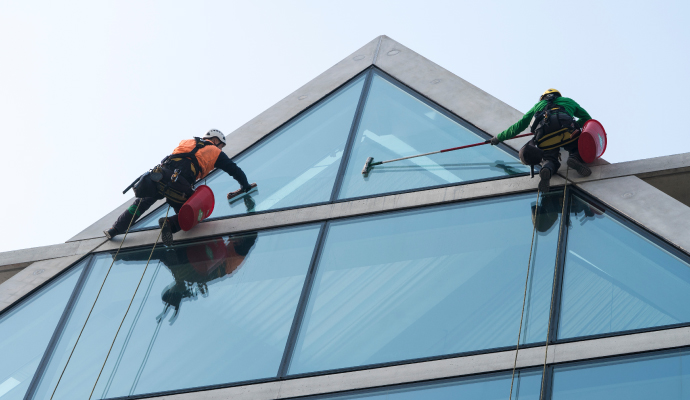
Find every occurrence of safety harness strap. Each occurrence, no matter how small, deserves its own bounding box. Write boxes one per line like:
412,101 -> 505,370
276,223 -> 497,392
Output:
161,137 -> 209,180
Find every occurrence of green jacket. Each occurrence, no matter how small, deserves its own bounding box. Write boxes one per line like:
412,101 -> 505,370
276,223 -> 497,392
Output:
497,97 -> 592,142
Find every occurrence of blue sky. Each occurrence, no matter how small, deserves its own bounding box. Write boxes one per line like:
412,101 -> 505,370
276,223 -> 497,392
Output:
1,0 -> 688,252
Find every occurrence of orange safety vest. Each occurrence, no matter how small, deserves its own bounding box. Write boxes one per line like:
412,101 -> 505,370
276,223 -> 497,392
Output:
171,139 -> 221,180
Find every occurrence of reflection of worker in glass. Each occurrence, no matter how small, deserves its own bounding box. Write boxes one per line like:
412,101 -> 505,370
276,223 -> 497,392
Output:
532,195 -> 602,233
157,233 -> 258,322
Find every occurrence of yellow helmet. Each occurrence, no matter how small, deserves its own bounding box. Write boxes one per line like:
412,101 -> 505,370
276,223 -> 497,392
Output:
540,89 -> 561,101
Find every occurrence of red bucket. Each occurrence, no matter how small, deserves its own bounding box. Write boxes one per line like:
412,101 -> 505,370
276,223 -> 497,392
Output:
178,185 -> 215,232
186,238 -> 227,276
578,119 -> 607,163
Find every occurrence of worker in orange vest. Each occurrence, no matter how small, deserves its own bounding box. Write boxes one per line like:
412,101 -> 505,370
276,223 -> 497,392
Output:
105,129 -> 255,245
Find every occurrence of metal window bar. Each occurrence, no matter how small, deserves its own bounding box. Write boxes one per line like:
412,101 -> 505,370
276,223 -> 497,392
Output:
23,254 -> 96,400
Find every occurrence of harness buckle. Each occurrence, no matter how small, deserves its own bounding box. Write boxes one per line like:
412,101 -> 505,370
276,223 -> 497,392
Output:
171,169 -> 181,183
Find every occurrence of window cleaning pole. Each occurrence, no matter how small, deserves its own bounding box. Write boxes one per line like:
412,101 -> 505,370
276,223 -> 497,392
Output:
361,133 -> 534,176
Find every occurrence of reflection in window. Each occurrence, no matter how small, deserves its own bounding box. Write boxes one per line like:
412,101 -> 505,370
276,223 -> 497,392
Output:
133,74 -> 366,230
558,194 -> 690,340
310,370 -> 541,400
289,192 -> 561,375
551,350 -> 690,400
337,73 -> 528,200
32,226 -> 320,399
0,258 -> 87,400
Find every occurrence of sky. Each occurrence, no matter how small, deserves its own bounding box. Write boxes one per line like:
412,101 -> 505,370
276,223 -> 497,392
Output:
1,0 -> 689,253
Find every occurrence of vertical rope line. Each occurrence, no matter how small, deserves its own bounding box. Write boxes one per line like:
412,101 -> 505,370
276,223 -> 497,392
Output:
49,202 -> 142,400
88,206 -> 172,400
539,166 -> 571,400
100,260 -> 163,399
508,187 -> 542,400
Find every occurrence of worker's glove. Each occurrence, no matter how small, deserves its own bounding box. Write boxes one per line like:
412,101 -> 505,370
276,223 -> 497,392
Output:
490,137 -> 501,146
227,183 -> 257,200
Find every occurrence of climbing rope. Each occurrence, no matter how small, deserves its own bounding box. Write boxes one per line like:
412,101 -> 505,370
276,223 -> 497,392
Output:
99,259 -> 164,398
50,201 -> 143,400
508,186 -> 541,400
508,165 -> 571,400
88,206 -> 171,400
539,166 -> 570,398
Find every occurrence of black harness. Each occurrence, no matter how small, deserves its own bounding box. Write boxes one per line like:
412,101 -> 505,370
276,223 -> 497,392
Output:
531,97 -> 580,150
160,137 -> 212,180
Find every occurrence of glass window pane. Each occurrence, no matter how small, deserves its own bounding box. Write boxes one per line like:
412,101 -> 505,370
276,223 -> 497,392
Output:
337,73 -> 528,200
32,226 -> 320,399
311,370 -> 541,400
551,350 -> 690,400
0,258 -> 87,400
132,75 -> 366,230
557,194 -> 690,340
289,192 -> 561,375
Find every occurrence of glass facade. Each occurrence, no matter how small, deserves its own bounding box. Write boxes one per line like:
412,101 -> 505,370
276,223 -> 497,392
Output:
551,350 -> 690,399
288,193 -> 560,374
132,74 -> 367,230
2,187 -> 690,399
558,194 -> 690,340
309,370 -> 541,400
337,73 -> 528,199
132,69 -> 526,231
31,226 -> 320,399
0,258 -> 87,400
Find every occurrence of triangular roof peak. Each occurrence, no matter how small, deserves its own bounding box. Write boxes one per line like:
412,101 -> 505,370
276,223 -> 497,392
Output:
221,35 -> 530,162
69,35 -> 531,242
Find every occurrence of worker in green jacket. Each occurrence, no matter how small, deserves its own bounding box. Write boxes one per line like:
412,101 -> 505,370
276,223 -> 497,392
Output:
490,89 -> 593,192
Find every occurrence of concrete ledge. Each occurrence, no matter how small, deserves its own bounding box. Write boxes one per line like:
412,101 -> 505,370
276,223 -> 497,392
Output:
0,254 -> 84,313
0,237 -> 104,267
578,175 -> 690,254
68,197 -> 166,243
570,151 -> 690,184
96,174 -> 561,252
148,326 -> 690,400
0,262 -> 32,285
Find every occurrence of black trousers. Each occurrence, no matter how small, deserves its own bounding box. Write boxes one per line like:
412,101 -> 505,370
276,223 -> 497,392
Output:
112,195 -> 185,235
541,139 -> 581,174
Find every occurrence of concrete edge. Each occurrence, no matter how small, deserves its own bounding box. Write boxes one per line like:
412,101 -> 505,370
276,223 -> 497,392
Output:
576,175 -> 690,254
0,237 -> 104,267
96,174 -> 561,252
0,254 -> 85,313
570,151 -> 690,184
150,326 -> 690,400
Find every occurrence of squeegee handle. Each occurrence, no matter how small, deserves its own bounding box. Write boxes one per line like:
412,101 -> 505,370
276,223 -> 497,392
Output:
371,132 -> 534,167
440,132 -> 534,154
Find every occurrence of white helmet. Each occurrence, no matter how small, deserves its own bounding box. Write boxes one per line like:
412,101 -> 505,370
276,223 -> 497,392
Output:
203,129 -> 226,145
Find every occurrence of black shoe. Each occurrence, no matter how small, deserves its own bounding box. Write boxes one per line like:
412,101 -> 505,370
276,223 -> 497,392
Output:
158,218 -> 174,246
538,167 -> 552,193
567,156 -> 591,177
104,228 -> 118,240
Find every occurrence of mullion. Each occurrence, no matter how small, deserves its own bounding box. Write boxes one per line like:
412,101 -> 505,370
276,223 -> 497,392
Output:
23,254 -> 96,400
277,222 -> 330,377
548,187 -> 572,344
329,68 -> 375,201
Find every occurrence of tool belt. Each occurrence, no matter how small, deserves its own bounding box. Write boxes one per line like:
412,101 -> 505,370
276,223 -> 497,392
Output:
132,166 -> 194,205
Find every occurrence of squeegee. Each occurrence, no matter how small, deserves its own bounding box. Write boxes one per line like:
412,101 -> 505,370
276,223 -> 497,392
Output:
361,133 -> 534,177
